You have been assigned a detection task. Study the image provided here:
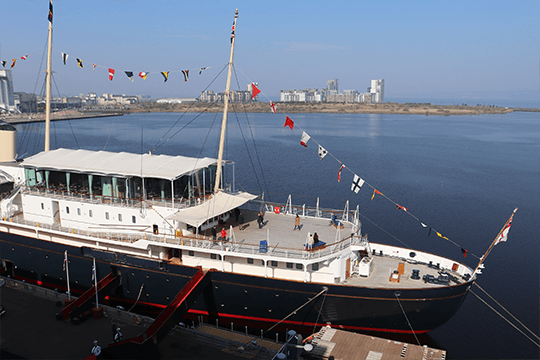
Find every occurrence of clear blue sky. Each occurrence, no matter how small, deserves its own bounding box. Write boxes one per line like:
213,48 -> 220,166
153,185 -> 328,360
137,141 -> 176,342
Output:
1,0 -> 539,102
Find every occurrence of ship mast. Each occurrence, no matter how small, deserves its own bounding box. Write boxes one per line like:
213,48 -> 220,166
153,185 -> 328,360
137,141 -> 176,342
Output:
214,9 -> 238,194
44,0 -> 53,152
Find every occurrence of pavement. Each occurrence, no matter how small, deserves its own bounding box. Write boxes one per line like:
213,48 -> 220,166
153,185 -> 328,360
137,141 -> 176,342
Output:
0,278 -> 279,359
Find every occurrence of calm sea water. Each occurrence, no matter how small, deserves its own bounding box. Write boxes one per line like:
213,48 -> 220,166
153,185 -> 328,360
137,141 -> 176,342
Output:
15,111 -> 539,359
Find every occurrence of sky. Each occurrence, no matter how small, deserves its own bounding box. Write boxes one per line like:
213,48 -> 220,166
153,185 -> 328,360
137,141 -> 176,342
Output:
1,0 -> 539,103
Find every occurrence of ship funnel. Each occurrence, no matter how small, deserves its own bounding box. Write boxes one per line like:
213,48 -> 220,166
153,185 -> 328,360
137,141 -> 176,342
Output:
0,121 -> 17,162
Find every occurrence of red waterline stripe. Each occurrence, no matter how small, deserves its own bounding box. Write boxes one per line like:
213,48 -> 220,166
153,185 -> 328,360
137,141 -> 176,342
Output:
11,276 -> 430,334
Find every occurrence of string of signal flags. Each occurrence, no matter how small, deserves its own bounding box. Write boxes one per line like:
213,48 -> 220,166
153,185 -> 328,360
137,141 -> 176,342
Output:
248,82 -> 474,260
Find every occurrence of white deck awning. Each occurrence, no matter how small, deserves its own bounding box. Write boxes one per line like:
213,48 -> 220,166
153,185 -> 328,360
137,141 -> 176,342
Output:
168,191 -> 258,227
22,148 -> 219,180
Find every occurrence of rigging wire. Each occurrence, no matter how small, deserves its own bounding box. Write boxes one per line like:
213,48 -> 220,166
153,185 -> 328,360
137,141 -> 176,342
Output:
150,63 -> 228,153
231,65 -> 270,199
312,290 -> 328,334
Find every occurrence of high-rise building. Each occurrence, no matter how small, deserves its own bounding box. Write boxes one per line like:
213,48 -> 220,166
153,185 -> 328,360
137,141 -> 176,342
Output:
370,79 -> 384,103
326,79 -> 338,91
0,70 -> 16,113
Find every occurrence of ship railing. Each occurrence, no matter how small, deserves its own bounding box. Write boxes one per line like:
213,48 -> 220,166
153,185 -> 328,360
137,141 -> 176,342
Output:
242,198 -> 357,224
21,185 -> 234,211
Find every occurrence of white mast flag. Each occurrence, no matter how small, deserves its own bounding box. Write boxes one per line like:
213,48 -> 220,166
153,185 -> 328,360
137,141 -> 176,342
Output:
318,145 -> 328,159
351,174 -> 365,194
494,217 -> 513,245
300,132 -> 310,147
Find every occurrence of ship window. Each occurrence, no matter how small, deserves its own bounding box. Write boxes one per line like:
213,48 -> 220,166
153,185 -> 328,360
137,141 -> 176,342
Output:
77,208 -> 81,216
89,210 -> 93,217
132,215 -> 136,223
286,262 -> 293,269
41,203 -> 44,210
211,253 -> 222,260
247,258 -> 254,264
118,214 -> 122,222
105,212 -> 109,220
296,263 -> 303,270
189,251 -> 194,256
66,206 -> 70,214
271,261 -> 278,267
312,263 -> 319,271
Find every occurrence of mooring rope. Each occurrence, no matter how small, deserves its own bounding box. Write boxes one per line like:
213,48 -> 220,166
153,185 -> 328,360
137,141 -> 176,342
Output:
470,288 -> 540,348
395,293 -> 421,347
264,287 -> 328,335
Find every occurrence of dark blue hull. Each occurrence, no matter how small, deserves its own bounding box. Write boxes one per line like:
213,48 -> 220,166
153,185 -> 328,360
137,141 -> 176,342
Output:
0,231 -> 472,334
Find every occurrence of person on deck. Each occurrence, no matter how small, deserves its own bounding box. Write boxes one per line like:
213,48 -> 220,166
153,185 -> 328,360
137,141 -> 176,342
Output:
258,211 -> 264,229
313,232 -> 319,244
293,214 -> 300,230
234,207 -> 240,222
211,226 -> 217,240
238,212 -> 244,228
220,228 -> 227,241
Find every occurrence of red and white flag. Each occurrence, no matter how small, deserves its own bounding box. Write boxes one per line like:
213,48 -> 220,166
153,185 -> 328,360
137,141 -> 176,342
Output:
92,64 -> 97,73
495,218 -> 513,245
251,83 -> 261,99
108,68 -> 115,81
300,132 -> 310,147
270,101 -> 276,113
21,55 -> 28,60
139,72 -> 148,80
338,164 -> 345,182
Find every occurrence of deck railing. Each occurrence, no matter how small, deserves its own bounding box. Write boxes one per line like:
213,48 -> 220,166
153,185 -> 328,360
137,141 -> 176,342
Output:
2,205 -> 367,263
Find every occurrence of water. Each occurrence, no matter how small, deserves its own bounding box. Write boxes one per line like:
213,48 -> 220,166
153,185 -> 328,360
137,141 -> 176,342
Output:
15,111 -> 539,359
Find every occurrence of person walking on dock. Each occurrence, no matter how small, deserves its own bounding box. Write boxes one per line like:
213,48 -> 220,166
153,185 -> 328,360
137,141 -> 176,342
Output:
293,214 -> 300,230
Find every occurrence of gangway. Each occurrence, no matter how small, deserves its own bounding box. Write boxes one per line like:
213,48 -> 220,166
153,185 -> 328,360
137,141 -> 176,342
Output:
56,272 -> 121,321
98,267 -> 213,359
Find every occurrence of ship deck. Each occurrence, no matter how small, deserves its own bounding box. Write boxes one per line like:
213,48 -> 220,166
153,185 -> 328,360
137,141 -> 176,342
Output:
201,209 -> 465,289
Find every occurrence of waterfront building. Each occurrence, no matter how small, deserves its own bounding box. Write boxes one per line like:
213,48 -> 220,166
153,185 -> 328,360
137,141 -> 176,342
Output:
369,79 -> 384,103
0,70 -> 16,113
200,83 -> 259,103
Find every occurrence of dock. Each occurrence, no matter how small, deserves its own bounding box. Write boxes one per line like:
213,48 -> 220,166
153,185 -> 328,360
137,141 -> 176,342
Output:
0,277 -> 279,359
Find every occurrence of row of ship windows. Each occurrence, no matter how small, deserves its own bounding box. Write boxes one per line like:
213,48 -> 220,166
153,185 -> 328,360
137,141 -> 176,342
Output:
187,251 -> 320,270
40,203 -> 137,223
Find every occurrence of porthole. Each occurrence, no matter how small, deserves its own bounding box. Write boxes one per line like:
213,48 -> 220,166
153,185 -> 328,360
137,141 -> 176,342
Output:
75,280 -> 78,284
146,293 -> 149,297
268,309 -> 272,313
166,278 -> 169,282
132,272 -> 135,276
244,289 -> 248,293
45,255 -> 48,259
41,203 -> 44,210
146,274 -> 150,279
77,208 -> 81,216
275,293 -> 279,297
132,215 -> 136,224
105,212 -> 109,220
89,210 -> 93,218
166,296 -> 170,300
409,252 -> 416,258
215,285 -> 219,289
221,304 -> 225,307
12,247 -> 14,251
118,214 -> 122,222
66,207 -> 70,214
244,306 -> 248,310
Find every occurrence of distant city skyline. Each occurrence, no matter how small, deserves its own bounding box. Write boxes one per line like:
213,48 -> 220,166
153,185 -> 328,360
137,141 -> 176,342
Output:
1,1 -> 538,105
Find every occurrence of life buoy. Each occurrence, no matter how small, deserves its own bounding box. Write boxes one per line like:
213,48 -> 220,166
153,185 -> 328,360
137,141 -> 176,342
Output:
274,206 -> 280,214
